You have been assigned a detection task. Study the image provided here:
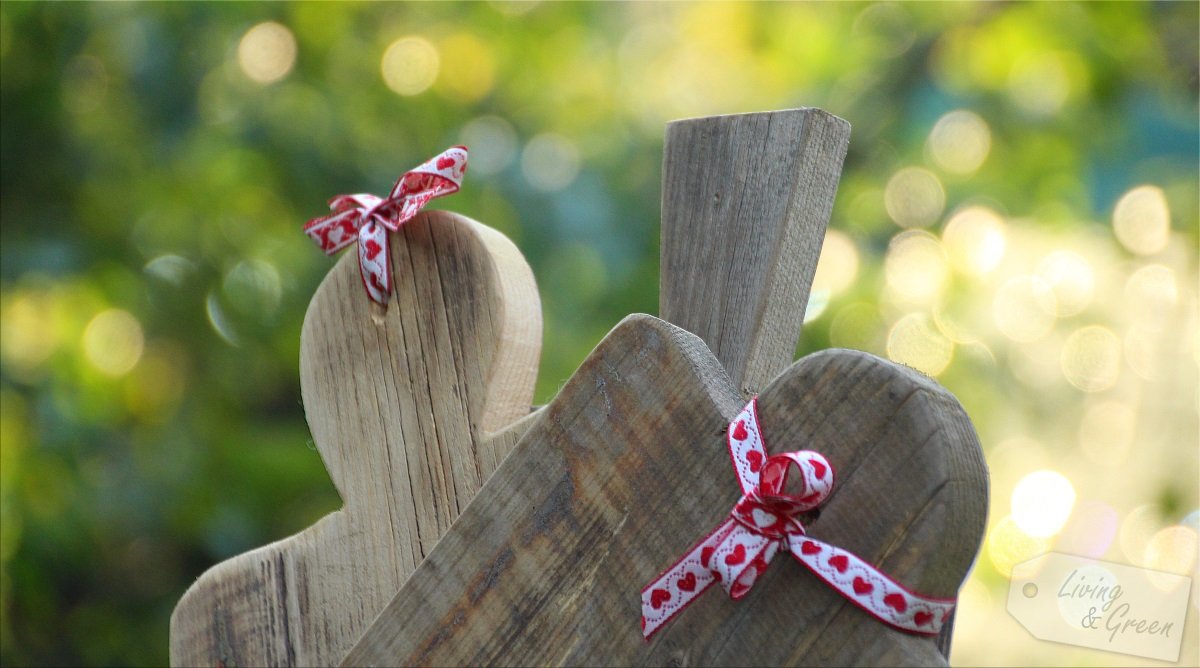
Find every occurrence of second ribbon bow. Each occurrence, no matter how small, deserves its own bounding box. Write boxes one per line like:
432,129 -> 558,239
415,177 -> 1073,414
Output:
640,397 -> 956,639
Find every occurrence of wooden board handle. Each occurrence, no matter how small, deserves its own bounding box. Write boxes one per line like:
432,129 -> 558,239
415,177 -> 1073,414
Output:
659,108 -> 850,395
169,211 -> 542,668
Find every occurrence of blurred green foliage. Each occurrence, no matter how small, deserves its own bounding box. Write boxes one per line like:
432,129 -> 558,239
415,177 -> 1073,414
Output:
1,2 -> 1196,666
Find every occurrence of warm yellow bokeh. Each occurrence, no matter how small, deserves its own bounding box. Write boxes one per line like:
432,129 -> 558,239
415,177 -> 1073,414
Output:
1113,185 -> 1171,256
885,230 -> 949,304
1123,264 -> 1178,331
1143,526 -> 1199,590
436,33 -> 496,102
1011,470 -> 1076,538
82,309 -> 144,377
886,312 -> 954,376
943,206 -> 1007,275
884,167 -> 946,228
1034,250 -> 1093,316
1061,324 -> 1122,392
1008,51 -> 1072,116
237,22 -> 297,85
928,110 -> 992,175
1,293 -> 60,374
1119,504 -> 1168,567
381,36 -> 439,96
1145,526 -> 1199,574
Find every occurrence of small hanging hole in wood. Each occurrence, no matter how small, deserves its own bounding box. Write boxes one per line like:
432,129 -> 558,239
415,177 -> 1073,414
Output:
369,300 -> 387,326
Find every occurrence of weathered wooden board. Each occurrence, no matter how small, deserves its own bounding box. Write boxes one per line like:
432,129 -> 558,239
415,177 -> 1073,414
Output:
660,109 -> 849,396
170,108 -> 854,667
170,210 -> 542,667
343,314 -> 988,667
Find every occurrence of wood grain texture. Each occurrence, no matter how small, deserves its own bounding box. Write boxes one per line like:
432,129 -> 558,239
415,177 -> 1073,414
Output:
659,109 -> 850,396
344,314 -> 988,667
169,211 -> 542,667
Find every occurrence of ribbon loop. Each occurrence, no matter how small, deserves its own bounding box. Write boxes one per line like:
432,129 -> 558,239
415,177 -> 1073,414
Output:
711,529 -> 777,600
303,146 -> 468,305
641,397 -> 956,640
759,451 -> 834,512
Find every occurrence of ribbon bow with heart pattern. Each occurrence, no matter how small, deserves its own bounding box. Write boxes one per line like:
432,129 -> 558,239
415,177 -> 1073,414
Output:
640,397 -> 956,639
303,146 -> 468,305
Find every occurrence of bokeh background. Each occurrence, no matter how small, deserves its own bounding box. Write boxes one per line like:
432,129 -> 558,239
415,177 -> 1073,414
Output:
1,2 -> 1197,666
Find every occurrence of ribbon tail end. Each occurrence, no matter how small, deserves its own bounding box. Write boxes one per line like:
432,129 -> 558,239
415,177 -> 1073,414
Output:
358,224 -> 393,307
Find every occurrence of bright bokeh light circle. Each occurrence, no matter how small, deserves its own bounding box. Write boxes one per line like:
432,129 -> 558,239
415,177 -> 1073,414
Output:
1011,470 -> 1075,538
1123,264 -> 1178,332
885,230 -> 948,303
1061,325 -> 1121,392
237,22 -> 297,84
1008,51 -> 1070,116
1144,526 -> 1199,588
1113,185 -> 1170,256
1,293 -> 59,371
1120,505 -> 1166,566
942,206 -> 1006,275
886,312 -> 954,376
1035,250 -> 1093,316
928,110 -> 991,175
381,36 -> 439,96
83,309 -> 144,377
885,167 -> 945,228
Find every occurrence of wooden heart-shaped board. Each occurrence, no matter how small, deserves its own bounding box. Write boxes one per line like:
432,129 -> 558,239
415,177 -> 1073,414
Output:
170,211 -> 541,667
345,314 -> 988,666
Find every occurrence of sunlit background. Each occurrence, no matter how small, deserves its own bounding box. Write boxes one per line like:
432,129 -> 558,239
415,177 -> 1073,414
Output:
1,3 -> 1197,666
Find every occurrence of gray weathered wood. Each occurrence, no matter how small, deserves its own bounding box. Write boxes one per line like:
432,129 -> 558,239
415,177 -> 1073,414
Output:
659,109 -> 850,396
343,314 -> 988,667
169,211 -> 542,667
172,107 -> 986,668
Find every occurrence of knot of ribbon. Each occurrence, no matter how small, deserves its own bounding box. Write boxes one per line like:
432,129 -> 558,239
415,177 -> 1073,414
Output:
640,397 -> 955,639
303,146 -> 468,305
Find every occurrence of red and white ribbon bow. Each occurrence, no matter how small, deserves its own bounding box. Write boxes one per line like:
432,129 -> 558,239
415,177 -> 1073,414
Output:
641,397 -> 955,639
302,146 -> 468,305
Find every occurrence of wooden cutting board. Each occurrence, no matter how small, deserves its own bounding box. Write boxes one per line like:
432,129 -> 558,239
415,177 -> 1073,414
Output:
170,210 -> 542,667
342,314 -> 988,666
